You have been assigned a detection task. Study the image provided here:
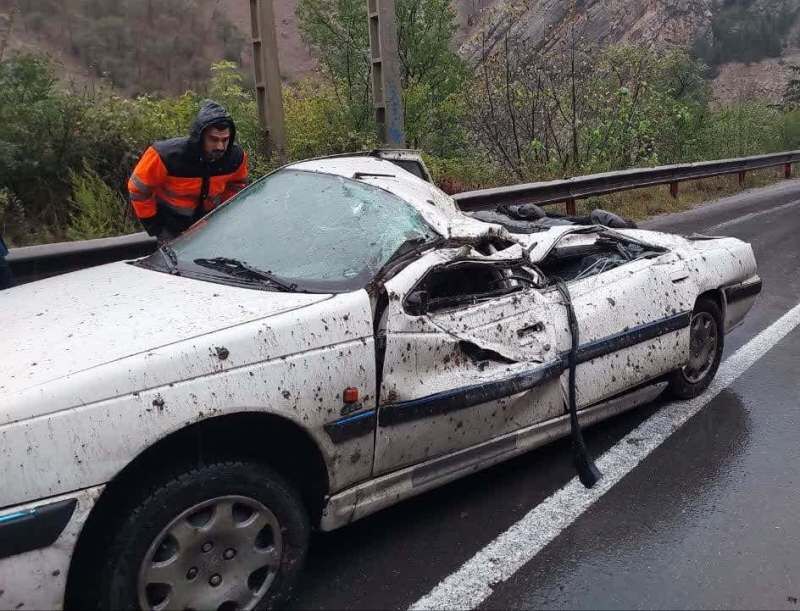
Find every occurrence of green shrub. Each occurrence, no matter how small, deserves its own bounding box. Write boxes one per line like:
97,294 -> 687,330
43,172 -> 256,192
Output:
284,80 -> 376,160
67,165 -> 138,241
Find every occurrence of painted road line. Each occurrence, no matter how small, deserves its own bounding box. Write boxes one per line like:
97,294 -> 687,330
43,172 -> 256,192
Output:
708,199 -> 800,231
410,301 -> 800,611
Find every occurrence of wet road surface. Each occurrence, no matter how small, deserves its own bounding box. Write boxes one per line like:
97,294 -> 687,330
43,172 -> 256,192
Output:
290,180 -> 800,610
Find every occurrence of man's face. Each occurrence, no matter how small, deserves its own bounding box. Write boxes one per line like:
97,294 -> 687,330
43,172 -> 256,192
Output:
203,127 -> 231,162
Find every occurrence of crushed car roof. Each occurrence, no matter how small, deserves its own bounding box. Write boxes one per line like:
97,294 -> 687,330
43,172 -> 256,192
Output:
284,156 -> 705,266
288,156 -> 542,244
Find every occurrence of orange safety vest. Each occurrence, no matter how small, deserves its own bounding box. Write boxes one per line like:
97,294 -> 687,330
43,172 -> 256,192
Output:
128,101 -> 248,236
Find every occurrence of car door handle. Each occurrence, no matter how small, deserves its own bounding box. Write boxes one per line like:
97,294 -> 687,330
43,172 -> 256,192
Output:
670,270 -> 690,283
517,322 -> 545,337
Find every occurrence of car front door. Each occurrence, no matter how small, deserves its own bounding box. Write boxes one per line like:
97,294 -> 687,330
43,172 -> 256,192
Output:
373,250 -> 564,475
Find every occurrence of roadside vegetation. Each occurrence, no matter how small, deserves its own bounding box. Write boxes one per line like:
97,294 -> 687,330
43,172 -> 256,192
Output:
1,0 -> 800,246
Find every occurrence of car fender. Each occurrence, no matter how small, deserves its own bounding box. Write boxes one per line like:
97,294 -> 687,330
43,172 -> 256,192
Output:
0,291 -> 377,508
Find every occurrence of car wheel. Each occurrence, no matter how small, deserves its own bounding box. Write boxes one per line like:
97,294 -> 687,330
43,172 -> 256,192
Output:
666,297 -> 724,399
96,461 -> 309,611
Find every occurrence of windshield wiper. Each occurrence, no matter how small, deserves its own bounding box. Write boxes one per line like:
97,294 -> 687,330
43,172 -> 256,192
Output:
159,244 -> 180,275
193,257 -> 298,292
386,236 -> 442,266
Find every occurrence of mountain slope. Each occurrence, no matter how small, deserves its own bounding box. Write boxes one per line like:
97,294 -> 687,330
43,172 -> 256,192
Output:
2,0 -> 799,102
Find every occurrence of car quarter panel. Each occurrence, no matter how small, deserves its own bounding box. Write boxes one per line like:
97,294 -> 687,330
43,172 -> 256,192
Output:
0,291 -> 376,509
617,231 -> 758,294
549,232 -> 758,407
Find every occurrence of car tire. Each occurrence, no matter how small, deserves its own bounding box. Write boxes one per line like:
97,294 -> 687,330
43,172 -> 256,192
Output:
666,297 -> 724,399
94,460 -> 309,611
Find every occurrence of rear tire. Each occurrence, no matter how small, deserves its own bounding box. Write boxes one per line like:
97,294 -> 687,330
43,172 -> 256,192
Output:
94,460 -> 309,610
666,297 -> 724,399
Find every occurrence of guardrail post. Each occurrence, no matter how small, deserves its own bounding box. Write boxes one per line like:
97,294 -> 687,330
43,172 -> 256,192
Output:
738,171 -> 746,186
786,163 -> 793,179
565,198 -> 577,216
669,182 -> 679,199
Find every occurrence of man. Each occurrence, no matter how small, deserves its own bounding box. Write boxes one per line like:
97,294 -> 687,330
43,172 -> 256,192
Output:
128,100 -> 249,242
0,233 -> 13,290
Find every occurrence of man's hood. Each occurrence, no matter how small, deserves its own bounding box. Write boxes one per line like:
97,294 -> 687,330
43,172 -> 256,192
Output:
189,99 -> 238,159
0,262 -> 329,400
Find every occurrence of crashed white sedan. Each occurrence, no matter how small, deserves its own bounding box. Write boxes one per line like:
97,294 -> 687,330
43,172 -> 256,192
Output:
0,152 -> 760,610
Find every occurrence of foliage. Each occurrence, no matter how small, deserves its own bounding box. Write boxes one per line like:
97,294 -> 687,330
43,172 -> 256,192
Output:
67,164 -> 137,240
468,23 -> 713,179
0,54 -> 95,234
395,0 -> 469,154
296,0 -> 468,156
0,188 -> 23,245
693,101 -> 789,159
3,36 -> 800,246
784,65 -> 800,110
296,0 -> 373,136
692,0 -> 800,68
0,55 -> 265,244
283,79 -> 376,160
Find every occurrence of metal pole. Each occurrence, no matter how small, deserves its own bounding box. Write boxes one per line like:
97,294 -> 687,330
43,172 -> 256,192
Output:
367,0 -> 406,147
250,0 -> 287,162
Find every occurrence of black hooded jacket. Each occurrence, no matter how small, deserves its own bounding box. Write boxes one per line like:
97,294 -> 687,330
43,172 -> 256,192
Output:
128,100 -> 248,237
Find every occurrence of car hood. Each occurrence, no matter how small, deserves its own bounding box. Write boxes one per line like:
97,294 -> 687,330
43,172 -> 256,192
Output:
0,262 -> 330,397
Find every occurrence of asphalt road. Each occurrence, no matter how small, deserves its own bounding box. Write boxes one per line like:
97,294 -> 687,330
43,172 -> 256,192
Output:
289,179 -> 800,610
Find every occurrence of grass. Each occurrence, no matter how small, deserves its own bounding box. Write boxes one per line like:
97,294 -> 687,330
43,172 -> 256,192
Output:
570,168 -> 789,222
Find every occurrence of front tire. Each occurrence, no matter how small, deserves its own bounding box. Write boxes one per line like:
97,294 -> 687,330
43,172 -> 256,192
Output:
666,297 -> 724,399
96,461 -> 309,610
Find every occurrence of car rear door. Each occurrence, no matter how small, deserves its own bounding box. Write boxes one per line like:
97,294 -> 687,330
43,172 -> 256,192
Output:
553,247 -> 696,408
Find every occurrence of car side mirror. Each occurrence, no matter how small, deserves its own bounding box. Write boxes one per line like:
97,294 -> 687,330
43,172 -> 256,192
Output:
405,289 -> 429,316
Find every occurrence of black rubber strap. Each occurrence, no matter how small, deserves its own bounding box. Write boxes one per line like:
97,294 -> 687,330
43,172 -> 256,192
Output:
555,279 -> 602,488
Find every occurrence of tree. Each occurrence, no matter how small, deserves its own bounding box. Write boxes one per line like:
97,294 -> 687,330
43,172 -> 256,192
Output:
468,19 -> 711,179
296,0 -> 467,155
784,65 -> 800,110
296,0 -> 373,136
0,54 -> 92,235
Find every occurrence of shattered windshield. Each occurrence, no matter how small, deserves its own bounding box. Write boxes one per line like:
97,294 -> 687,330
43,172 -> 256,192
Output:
155,169 -> 439,292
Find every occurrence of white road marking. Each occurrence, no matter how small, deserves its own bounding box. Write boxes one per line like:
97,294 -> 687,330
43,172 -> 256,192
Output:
708,200 -> 799,231
410,301 -> 800,611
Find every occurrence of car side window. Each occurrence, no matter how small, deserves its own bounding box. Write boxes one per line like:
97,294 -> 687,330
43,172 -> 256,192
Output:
538,237 -> 664,283
406,262 -> 531,315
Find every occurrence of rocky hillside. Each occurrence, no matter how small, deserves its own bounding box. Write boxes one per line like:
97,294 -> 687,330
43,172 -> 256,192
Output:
2,0 -> 798,103
0,0 -> 313,93
457,0 -> 800,104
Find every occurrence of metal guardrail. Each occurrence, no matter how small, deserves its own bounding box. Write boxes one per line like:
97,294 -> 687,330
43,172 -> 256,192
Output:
7,232 -> 156,284
453,150 -> 800,213
6,150 -> 800,285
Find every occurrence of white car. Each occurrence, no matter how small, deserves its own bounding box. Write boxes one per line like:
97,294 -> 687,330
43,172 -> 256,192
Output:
0,152 -> 760,610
